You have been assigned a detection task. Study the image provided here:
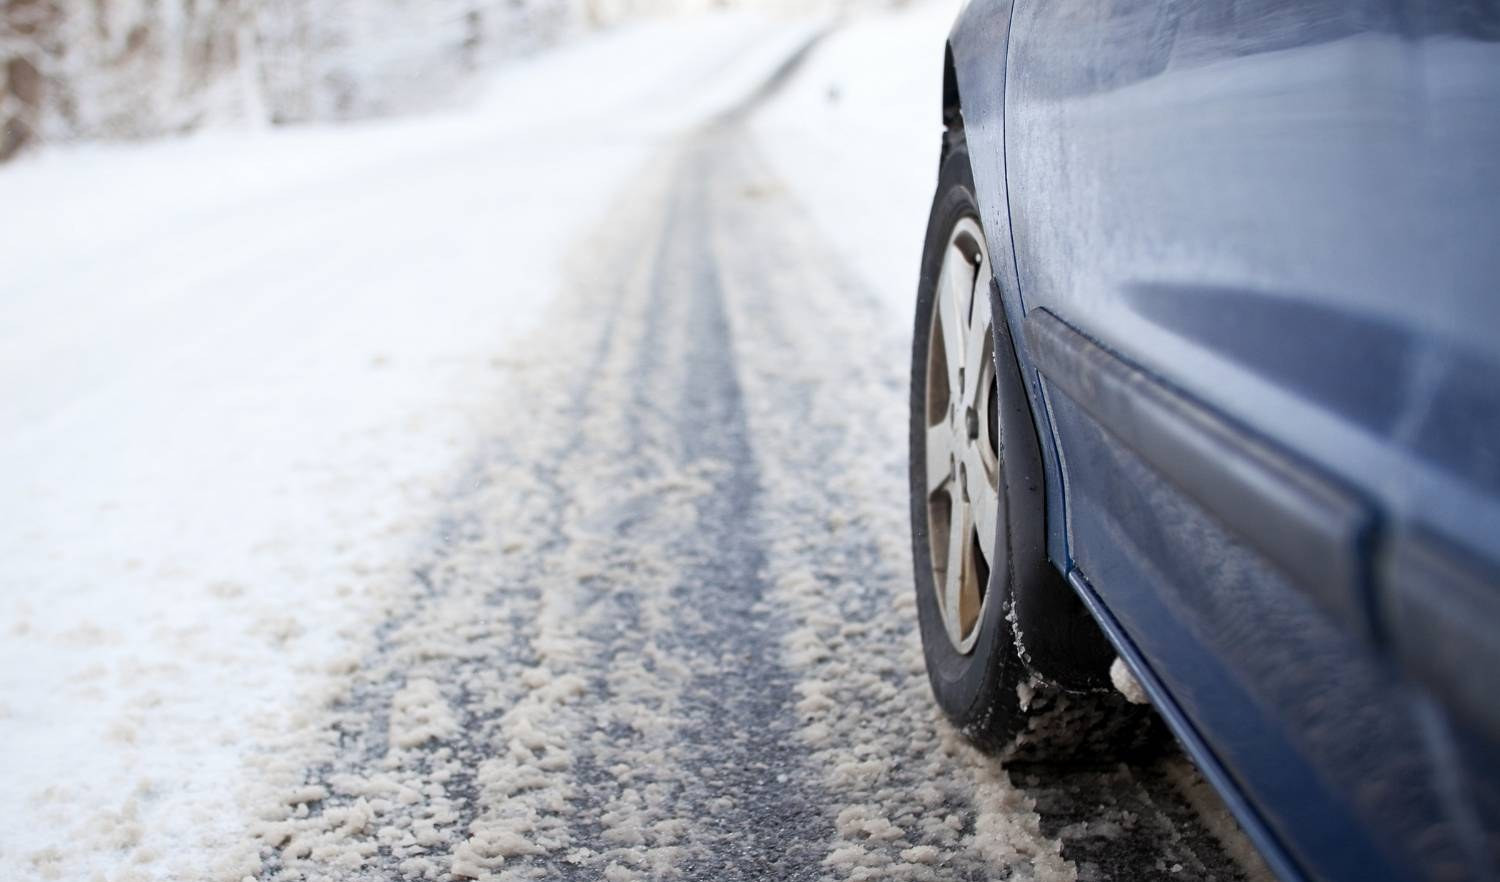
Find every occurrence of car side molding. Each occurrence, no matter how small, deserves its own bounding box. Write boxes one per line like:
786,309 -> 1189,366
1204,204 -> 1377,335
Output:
1383,531 -> 1500,744
1023,308 -> 1377,636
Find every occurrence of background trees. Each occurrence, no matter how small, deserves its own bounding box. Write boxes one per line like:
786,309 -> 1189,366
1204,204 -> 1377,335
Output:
0,0 -> 775,160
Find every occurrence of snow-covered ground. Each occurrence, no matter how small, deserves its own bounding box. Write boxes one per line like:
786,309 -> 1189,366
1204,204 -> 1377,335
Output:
0,14 -> 824,879
752,0 -> 959,322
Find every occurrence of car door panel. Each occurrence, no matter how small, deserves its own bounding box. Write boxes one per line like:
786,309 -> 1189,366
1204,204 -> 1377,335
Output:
1027,306 -> 1478,881
1001,0 -> 1500,879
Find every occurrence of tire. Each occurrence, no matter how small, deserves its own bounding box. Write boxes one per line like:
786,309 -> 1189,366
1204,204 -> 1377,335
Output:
909,138 -> 1159,759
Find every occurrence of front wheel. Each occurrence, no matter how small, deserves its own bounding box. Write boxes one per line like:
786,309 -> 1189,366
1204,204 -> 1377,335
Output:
909,139 -> 1158,759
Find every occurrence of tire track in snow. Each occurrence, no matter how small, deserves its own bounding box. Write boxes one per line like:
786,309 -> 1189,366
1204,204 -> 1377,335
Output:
1009,757 -> 1270,882
247,150 -> 693,880
455,134 -> 837,880
249,105 -> 840,882
711,127 -> 1270,882
628,138 -> 837,879
709,130 -> 1072,882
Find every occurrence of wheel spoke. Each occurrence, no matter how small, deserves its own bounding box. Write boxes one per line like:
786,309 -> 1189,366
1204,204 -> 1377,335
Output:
966,445 -> 999,568
926,423 -> 956,495
935,241 -> 974,398
963,265 -> 993,412
942,492 -> 971,645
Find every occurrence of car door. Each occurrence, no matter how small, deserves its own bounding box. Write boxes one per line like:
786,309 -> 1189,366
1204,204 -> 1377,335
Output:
1002,1 -> 1500,880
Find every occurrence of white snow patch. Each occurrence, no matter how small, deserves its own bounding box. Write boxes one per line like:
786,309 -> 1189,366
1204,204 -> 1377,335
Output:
1109,658 -> 1151,706
390,679 -> 459,750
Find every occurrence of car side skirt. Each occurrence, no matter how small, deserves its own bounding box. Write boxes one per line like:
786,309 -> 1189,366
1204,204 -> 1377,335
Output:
1066,566 -> 1306,882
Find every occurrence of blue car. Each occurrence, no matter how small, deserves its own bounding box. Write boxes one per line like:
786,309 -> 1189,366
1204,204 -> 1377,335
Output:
908,3 -> 1500,881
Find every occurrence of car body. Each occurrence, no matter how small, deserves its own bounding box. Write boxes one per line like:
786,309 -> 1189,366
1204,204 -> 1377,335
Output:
939,2 -> 1500,880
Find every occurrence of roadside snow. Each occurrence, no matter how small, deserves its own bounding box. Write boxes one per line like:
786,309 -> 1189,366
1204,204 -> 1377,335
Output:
0,14 -> 819,880
751,0 -> 961,324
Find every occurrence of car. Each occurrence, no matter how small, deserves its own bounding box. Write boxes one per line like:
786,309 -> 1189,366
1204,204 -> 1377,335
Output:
908,3 -> 1500,881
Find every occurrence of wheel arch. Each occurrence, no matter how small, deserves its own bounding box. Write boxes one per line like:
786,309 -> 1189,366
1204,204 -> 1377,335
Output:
940,41 -> 963,163
940,2 -> 1124,692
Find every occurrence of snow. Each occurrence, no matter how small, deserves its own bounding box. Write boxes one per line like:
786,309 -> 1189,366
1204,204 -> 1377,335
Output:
1109,657 -> 1152,706
0,14 -> 820,879
751,0 -> 961,323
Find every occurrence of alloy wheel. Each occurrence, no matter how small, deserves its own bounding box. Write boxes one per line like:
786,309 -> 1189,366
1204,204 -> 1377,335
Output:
924,217 -> 1000,654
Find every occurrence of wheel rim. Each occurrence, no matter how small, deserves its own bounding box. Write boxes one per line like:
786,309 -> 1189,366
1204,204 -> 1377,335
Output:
924,217 -> 999,655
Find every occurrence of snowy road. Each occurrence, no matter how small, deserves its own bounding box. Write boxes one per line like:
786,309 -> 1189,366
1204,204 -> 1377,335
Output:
250,38 -> 1266,882
3,6 -> 1272,881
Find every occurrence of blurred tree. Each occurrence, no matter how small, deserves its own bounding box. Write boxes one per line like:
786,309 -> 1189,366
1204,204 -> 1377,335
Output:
1,0 -> 60,160
1,0 -> 862,161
